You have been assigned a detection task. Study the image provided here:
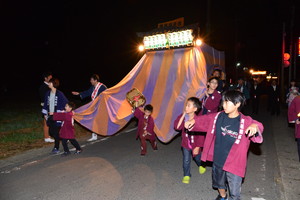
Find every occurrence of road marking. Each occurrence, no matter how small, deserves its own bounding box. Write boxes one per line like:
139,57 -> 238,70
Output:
251,198 -> 266,200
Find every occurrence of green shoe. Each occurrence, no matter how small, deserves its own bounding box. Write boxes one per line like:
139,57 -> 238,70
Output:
182,176 -> 190,184
199,166 -> 206,174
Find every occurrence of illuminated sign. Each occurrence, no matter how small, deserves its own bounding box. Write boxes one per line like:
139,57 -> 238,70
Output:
143,29 -> 194,50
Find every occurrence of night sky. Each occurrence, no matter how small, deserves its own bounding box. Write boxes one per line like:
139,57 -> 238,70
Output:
1,0 -> 299,100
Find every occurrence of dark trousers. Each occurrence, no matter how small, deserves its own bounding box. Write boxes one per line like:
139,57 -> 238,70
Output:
182,147 -> 201,177
269,100 -> 280,115
251,97 -> 260,114
61,138 -> 81,153
297,138 -> 300,162
47,117 -> 60,150
140,135 -> 157,155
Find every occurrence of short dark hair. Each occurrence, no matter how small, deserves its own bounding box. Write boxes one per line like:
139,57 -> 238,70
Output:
49,78 -> 60,88
222,90 -> 245,111
67,101 -> 76,110
187,97 -> 202,115
91,74 -> 100,82
42,71 -> 52,78
208,76 -> 219,82
144,104 -> 153,113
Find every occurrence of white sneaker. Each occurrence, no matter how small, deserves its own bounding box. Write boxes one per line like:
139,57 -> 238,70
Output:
87,133 -> 98,141
45,138 -> 55,143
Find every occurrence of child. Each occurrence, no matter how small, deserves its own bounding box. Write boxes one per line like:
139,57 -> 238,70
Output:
51,102 -> 82,156
133,103 -> 157,156
200,76 -> 222,115
174,97 -> 205,185
185,90 -> 264,200
288,95 -> 300,162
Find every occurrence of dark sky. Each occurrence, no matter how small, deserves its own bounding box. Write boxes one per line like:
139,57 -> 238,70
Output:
1,0 -> 299,98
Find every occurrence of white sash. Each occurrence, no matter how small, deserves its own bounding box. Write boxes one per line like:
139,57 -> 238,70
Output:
91,82 -> 102,100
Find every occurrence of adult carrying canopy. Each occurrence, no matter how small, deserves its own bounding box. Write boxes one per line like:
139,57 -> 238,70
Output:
74,45 -> 225,143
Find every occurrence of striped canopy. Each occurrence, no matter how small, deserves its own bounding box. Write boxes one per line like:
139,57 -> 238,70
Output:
74,45 -> 225,143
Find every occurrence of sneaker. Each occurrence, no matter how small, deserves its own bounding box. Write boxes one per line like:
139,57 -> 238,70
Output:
182,176 -> 190,184
74,150 -> 82,154
199,166 -> 206,174
61,152 -> 71,157
44,138 -> 54,143
51,148 -> 60,154
215,194 -> 228,200
87,133 -> 98,141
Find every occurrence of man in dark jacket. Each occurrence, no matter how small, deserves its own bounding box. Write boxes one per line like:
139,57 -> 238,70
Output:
38,71 -> 54,143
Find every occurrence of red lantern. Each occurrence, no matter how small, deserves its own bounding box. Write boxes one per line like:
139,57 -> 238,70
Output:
284,60 -> 290,68
284,53 -> 290,61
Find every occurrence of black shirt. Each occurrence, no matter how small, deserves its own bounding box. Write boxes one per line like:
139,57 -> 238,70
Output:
213,112 -> 241,168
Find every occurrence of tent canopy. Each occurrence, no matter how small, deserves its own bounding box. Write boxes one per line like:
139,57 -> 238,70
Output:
74,44 -> 225,143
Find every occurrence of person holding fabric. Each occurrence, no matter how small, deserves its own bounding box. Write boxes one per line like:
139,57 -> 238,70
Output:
42,78 -> 68,154
51,101 -> 82,156
184,90 -> 264,200
72,74 -> 107,141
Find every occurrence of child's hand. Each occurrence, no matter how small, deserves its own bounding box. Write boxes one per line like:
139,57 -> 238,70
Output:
49,112 -> 53,115
193,147 -> 200,155
296,119 -> 300,125
184,119 -> 195,130
245,123 -> 258,137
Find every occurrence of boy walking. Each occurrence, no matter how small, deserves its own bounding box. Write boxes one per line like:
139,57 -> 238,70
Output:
185,90 -> 264,200
133,103 -> 158,156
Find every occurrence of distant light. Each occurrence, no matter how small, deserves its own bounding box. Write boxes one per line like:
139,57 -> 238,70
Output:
272,76 -> 278,79
251,71 -> 267,75
236,62 -> 241,67
249,69 -> 254,74
266,76 -> 271,79
195,39 -> 202,46
138,45 -> 145,52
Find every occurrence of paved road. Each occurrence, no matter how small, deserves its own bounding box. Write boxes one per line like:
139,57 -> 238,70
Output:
0,95 -> 299,200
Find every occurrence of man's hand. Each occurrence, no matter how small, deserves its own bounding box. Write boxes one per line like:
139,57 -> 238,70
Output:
72,91 -> 79,95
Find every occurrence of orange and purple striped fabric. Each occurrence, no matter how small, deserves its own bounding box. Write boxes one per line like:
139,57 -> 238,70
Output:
74,45 -> 225,143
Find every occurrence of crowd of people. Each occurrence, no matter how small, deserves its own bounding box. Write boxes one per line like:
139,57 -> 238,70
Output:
38,68 -> 300,200
39,72 -> 107,155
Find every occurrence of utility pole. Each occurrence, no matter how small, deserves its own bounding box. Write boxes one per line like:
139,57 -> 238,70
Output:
288,5 -> 295,84
280,22 -> 286,100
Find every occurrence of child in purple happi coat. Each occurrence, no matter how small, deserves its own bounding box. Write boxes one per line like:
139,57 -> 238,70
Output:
133,103 -> 157,156
51,102 -> 82,156
185,90 -> 264,200
288,95 -> 300,162
200,76 -> 222,115
174,97 -> 205,184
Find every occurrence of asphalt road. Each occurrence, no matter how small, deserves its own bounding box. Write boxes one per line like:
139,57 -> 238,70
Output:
0,95 -> 299,200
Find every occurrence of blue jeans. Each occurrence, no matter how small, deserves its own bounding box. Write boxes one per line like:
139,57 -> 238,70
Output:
212,165 -> 242,200
182,147 -> 201,177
